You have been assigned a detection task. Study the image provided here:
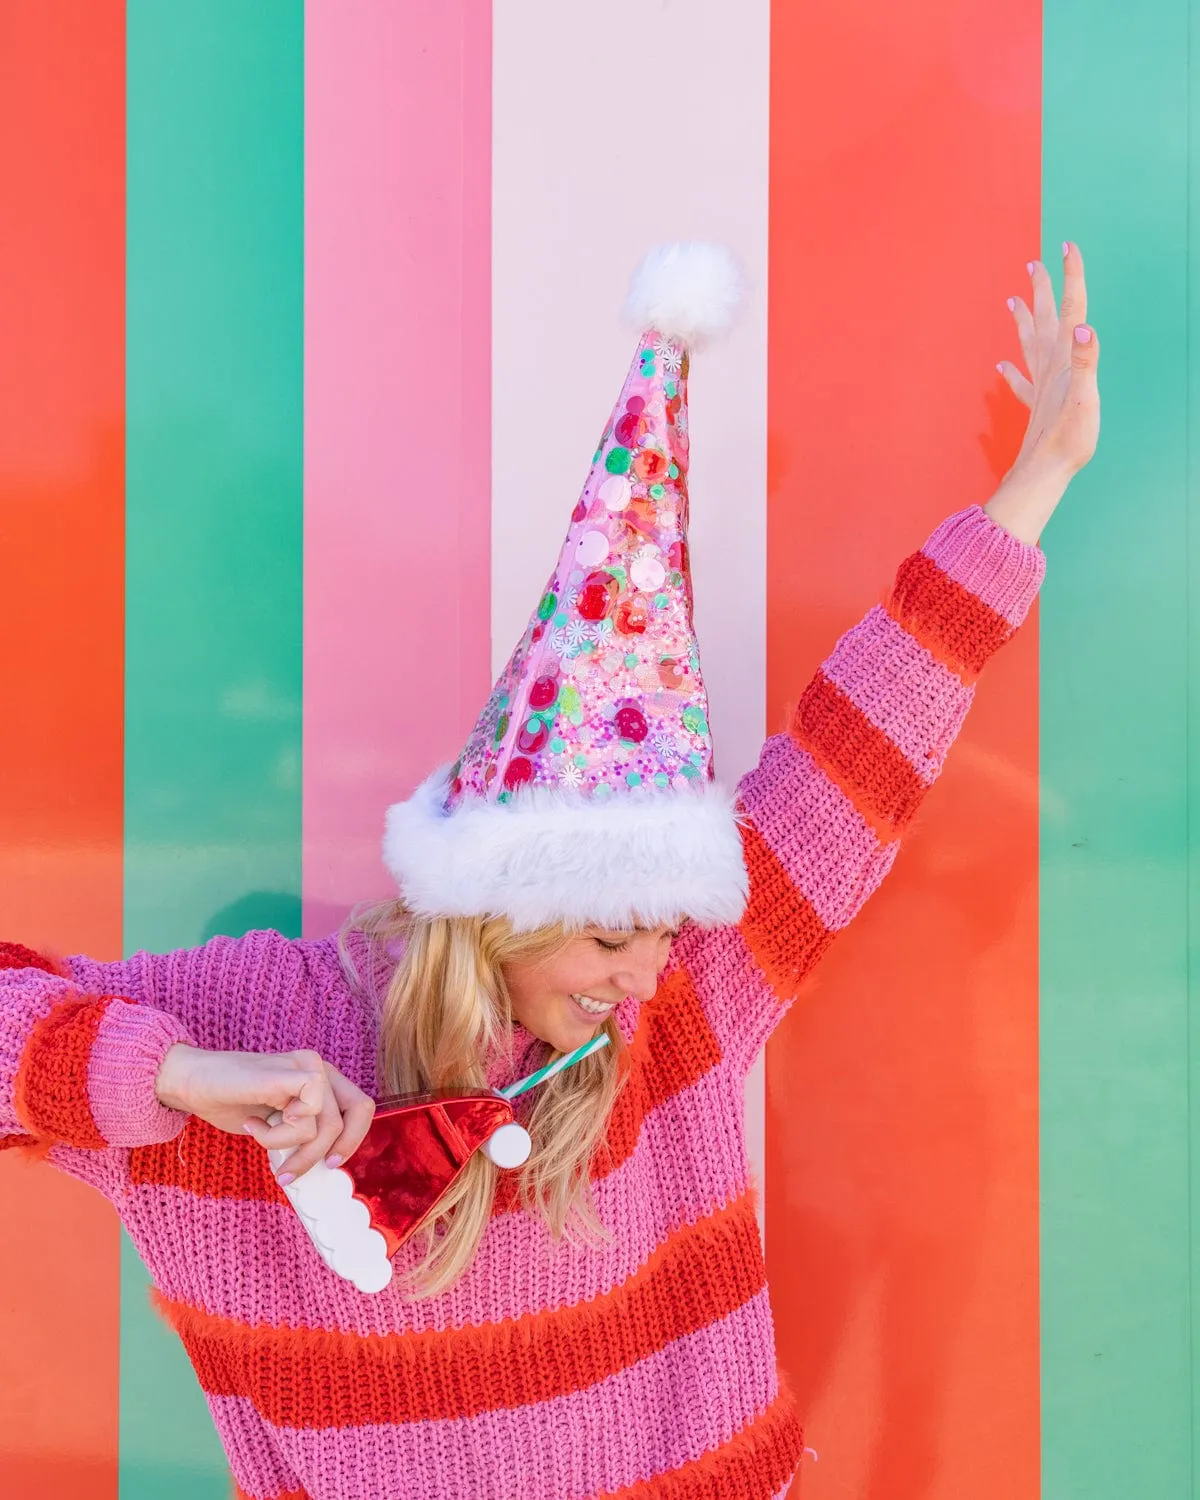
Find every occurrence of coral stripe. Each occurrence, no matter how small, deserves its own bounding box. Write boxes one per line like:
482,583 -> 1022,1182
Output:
302,0 -> 492,935
217,1292 -> 780,1500
157,1194 -> 765,1428
14,997 -> 118,1147
0,4 -> 124,1491
793,673 -> 928,835
822,608 -> 974,782
766,1 -> 1041,1492
886,550 -> 1014,683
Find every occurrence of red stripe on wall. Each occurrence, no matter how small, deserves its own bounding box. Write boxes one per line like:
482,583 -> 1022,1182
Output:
0,5 -> 124,1495
765,3 -> 1041,1495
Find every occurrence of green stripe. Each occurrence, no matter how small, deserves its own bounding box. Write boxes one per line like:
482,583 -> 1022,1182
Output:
1040,3 -> 1192,1493
124,6 -> 303,1494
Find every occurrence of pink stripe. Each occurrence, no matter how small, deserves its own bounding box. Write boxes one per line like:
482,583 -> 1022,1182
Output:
921,506 -> 1045,627
303,1 -> 492,936
124,1066 -> 752,1333
209,1392 -> 302,1500
737,734 -> 898,932
212,1291 -> 779,1500
822,607 -> 974,785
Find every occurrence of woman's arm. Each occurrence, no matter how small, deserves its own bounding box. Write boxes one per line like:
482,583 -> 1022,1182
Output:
1,931 -> 376,1183
683,245 -> 1100,1071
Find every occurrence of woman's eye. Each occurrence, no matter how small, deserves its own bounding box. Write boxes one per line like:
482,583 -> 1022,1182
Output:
596,938 -> 629,953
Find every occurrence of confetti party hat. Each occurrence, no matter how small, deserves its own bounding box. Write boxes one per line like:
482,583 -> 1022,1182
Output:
384,243 -> 749,933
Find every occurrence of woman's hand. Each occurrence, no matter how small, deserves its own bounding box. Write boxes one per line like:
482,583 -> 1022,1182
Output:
155,1043 -> 376,1183
986,241 -> 1101,544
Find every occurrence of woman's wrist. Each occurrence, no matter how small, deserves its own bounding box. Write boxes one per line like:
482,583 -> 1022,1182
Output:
155,1042 -> 198,1113
984,458 -> 1074,545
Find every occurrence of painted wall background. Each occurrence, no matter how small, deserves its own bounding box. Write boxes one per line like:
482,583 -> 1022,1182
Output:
0,2 -> 1177,1497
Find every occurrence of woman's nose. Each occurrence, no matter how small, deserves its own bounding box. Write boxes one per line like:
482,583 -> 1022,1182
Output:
616,962 -> 660,1003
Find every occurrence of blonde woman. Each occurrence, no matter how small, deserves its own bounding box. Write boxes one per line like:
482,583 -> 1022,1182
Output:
0,244 -> 1099,1500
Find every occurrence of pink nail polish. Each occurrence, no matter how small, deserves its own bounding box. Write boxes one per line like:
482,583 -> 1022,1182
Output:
1006,297 -> 1016,311
1062,240 -> 1070,258
277,1172 -> 295,1188
325,1154 -> 343,1169
1026,261 -> 1035,275
1073,325 -> 1093,344
996,362 -> 1005,374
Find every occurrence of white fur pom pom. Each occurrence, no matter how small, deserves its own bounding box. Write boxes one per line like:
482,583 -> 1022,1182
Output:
622,242 -> 745,347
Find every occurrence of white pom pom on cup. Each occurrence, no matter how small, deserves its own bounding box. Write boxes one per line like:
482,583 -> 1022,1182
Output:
622,241 -> 745,348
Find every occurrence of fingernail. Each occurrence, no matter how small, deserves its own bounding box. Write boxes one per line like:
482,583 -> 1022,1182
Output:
1006,297 -> 1016,311
1074,325 -> 1093,344
1026,261 -> 1035,274
325,1154 -> 343,1169
276,1172 -> 295,1188
1062,240 -> 1070,258
996,362 -> 1005,374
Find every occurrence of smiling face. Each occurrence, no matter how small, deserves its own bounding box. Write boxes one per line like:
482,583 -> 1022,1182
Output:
502,926 -> 678,1053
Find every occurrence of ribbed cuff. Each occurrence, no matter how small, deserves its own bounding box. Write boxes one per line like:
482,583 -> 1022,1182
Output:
87,1000 -> 195,1147
922,506 -> 1046,627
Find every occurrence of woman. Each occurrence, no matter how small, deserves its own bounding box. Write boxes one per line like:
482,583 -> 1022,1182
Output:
0,242 -> 1099,1499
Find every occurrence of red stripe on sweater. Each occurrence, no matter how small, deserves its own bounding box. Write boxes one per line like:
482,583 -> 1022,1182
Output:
0,941 -> 67,976
133,965 -> 724,1210
158,1191 -> 766,1428
792,672 -> 927,836
737,818 -> 834,1003
233,1486 -> 310,1500
597,1388 -> 804,1499
14,995 -> 123,1147
887,549 -> 1013,682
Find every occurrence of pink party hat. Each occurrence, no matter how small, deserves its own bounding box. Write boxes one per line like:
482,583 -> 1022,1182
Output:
384,243 -> 748,932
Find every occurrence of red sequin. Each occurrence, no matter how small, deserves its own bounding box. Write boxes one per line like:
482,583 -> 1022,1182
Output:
615,705 -> 649,743
615,411 -> 647,447
529,675 -> 558,711
625,395 -> 645,415
577,571 -> 618,621
616,599 -> 648,635
504,757 -> 534,790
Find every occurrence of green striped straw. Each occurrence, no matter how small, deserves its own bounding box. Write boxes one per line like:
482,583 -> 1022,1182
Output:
499,1032 -> 611,1100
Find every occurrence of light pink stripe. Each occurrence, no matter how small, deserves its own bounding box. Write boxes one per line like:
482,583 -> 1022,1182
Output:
87,998 -> 193,1146
822,606 -> 974,786
921,505 -> 1045,627
208,1391 -> 301,1500
303,2 -> 492,936
125,1066 -> 752,1334
212,1291 -> 779,1500
737,733 -> 898,932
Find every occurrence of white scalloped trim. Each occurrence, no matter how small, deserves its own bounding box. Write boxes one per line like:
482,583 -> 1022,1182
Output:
268,1148 -> 394,1295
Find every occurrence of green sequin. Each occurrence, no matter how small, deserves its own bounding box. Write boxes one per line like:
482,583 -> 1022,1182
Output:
605,447 -> 631,474
668,462 -> 679,479
537,592 -> 556,621
650,483 -> 665,499
654,772 -> 670,788
654,592 -> 670,609
680,763 -> 699,780
624,653 -> 639,668
574,753 -> 588,768
494,713 -> 509,743
682,705 -> 709,736
626,772 -> 643,788
550,737 -> 565,754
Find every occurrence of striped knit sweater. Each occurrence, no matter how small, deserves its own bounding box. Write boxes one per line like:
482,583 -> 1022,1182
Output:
0,507 -> 1043,1500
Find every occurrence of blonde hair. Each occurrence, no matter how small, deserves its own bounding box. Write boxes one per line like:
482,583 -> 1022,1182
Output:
342,901 -> 625,1297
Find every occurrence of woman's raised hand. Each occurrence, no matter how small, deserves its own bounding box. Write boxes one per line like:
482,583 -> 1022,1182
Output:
987,241 -> 1101,544
155,1043 -> 376,1183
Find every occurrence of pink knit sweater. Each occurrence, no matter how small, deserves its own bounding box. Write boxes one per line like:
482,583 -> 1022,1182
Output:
0,508 -> 1043,1500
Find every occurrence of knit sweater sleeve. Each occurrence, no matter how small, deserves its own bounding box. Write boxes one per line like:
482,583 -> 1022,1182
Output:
0,929 -> 349,1162
684,506 -> 1045,1073
0,941 -> 195,1154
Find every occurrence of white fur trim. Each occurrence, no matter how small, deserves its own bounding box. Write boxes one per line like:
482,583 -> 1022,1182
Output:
383,771 -> 748,932
622,242 -> 745,347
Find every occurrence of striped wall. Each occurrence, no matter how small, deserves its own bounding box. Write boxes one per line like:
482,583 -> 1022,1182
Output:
0,3 -> 1182,1497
